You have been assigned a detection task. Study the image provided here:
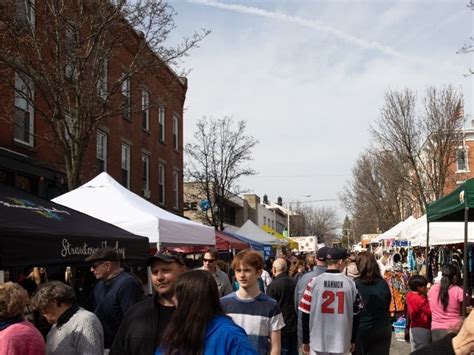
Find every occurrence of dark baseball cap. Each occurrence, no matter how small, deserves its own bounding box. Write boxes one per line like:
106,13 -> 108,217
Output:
316,247 -> 329,261
85,247 -> 121,263
326,247 -> 349,261
146,250 -> 185,267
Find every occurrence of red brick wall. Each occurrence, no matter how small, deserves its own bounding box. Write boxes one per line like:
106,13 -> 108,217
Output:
0,4 -> 185,214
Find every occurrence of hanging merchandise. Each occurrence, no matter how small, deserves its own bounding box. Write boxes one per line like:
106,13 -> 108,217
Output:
407,249 -> 416,272
384,270 -> 409,315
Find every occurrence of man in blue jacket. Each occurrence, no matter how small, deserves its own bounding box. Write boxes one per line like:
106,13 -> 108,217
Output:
86,247 -> 144,351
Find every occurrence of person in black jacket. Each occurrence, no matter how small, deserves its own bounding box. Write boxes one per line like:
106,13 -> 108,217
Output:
266,258 -> 297,355
109,251 -> 186,355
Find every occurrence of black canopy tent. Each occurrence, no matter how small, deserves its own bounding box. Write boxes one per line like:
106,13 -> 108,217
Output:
0,183 -> 149,268
427,178 -> 474,315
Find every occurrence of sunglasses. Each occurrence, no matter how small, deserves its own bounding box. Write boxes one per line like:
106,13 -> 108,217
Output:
203,258 -> 216,263
91,261 -> 107,269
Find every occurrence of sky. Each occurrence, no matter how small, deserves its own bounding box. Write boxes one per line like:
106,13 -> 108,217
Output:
169,0 -> 473,225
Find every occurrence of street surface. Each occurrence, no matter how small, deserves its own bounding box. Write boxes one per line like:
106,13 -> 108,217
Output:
390,335 -> 411,355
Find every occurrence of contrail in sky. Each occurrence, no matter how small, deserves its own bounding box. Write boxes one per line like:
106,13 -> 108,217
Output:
188,0 -> 412,60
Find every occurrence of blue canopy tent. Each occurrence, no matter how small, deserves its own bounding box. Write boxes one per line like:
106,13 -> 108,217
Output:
221,231 -> 273,259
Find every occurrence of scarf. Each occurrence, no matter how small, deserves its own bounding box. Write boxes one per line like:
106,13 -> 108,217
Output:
0,315 -> 24,330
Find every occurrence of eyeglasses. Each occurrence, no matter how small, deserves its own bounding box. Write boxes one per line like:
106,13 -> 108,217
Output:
203,258 -> 216,263
91,261 -> 107,269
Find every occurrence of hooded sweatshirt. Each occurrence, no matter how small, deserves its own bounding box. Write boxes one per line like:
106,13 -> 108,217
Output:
155,315 -> 257,355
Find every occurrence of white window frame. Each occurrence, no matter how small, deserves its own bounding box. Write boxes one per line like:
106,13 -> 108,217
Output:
173,169 -> 179,209
121,75 -> 131,120
121,143 -> 131,189
142,154 -> 150,195
14,72 -> 34,146
97,131 -> 107,172
158,105 -> 165,142
172,113 -> 179,150
97,59 -> 108,99
158,162 -> 165,205
456,147 -> 469,172
142,89 -> 149,131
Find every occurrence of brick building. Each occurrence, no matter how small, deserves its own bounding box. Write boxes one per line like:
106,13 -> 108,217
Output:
445,122 -> 474,192
0,1 -> 186,214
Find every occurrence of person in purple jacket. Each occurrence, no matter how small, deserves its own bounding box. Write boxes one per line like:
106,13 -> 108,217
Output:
155,270 -> 256,355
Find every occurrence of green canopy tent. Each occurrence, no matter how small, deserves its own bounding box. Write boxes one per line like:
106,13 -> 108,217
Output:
427,178 -> 474,315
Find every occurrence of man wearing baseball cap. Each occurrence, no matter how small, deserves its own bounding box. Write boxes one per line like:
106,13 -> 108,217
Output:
294,247 -> 328,348
110,250 -> 186,355
85,247 -> 144,351
299,247 -> 362,355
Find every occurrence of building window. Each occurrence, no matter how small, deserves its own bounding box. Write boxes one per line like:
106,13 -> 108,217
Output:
97,131 -> 107,173
263,216 -> 266,225
65,25 -> 77,79
172,114 -> 179,150
142,154 -> 150,197
14,72 -> 34,146
457,149 -> 468,172
173,169 -> 179,209
141,90 -> 149,131
121,143 -> 131,188
158,106 -> 165,142
121,75 -> 131,120
97,59 -> 108,99
16,0 -> 35,29
158,163 -> 165,204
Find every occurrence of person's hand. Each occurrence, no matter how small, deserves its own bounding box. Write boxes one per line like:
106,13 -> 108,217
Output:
302,343 -> 310,354
452,310 -> 474,354
350,343 -> 356,353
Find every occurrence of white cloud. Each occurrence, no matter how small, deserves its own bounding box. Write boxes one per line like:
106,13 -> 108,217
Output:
175,0 -> 473,224
188,0 -> 413,60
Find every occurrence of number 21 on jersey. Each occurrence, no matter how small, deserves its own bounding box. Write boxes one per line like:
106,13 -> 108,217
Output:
321,290 -> 345,314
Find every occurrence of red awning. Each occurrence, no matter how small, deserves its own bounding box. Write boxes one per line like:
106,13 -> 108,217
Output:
216,231 -> 249,251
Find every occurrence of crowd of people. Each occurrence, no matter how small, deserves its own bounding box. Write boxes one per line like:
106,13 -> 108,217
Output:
1,245 -> 474,355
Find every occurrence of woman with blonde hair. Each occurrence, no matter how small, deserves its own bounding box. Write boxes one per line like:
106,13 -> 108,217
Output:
0,282 -> 45,355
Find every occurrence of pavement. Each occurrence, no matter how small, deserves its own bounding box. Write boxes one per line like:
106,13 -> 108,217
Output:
390,335 -> 411,355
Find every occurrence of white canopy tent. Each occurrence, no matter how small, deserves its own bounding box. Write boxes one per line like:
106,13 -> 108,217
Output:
53,172 -> 215,246
372,216 -> 417,243
396,214 -> 474,246
236,220 -> 286,246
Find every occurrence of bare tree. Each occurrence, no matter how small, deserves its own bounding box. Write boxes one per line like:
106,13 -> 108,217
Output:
185,116 -> 258,230
371,86 -> 464,213
340,149 -> 414,237
0,0 -> 209,189
457,1 -> 474,76
294,205 -> 339,244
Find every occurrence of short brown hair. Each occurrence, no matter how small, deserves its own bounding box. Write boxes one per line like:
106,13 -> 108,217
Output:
205,248 -> 218,260
32,281 -> 75,312
232,250 -> 264,271
0,282 -> 28,320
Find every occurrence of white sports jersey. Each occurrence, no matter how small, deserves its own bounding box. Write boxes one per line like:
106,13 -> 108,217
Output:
298,271 -> 362,354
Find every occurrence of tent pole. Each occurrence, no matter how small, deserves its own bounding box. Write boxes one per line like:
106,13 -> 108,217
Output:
425,220 -> 429,269
463,207 -> 469,317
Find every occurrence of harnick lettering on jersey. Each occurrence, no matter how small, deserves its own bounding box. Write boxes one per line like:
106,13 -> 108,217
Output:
324,280 -> 343,288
